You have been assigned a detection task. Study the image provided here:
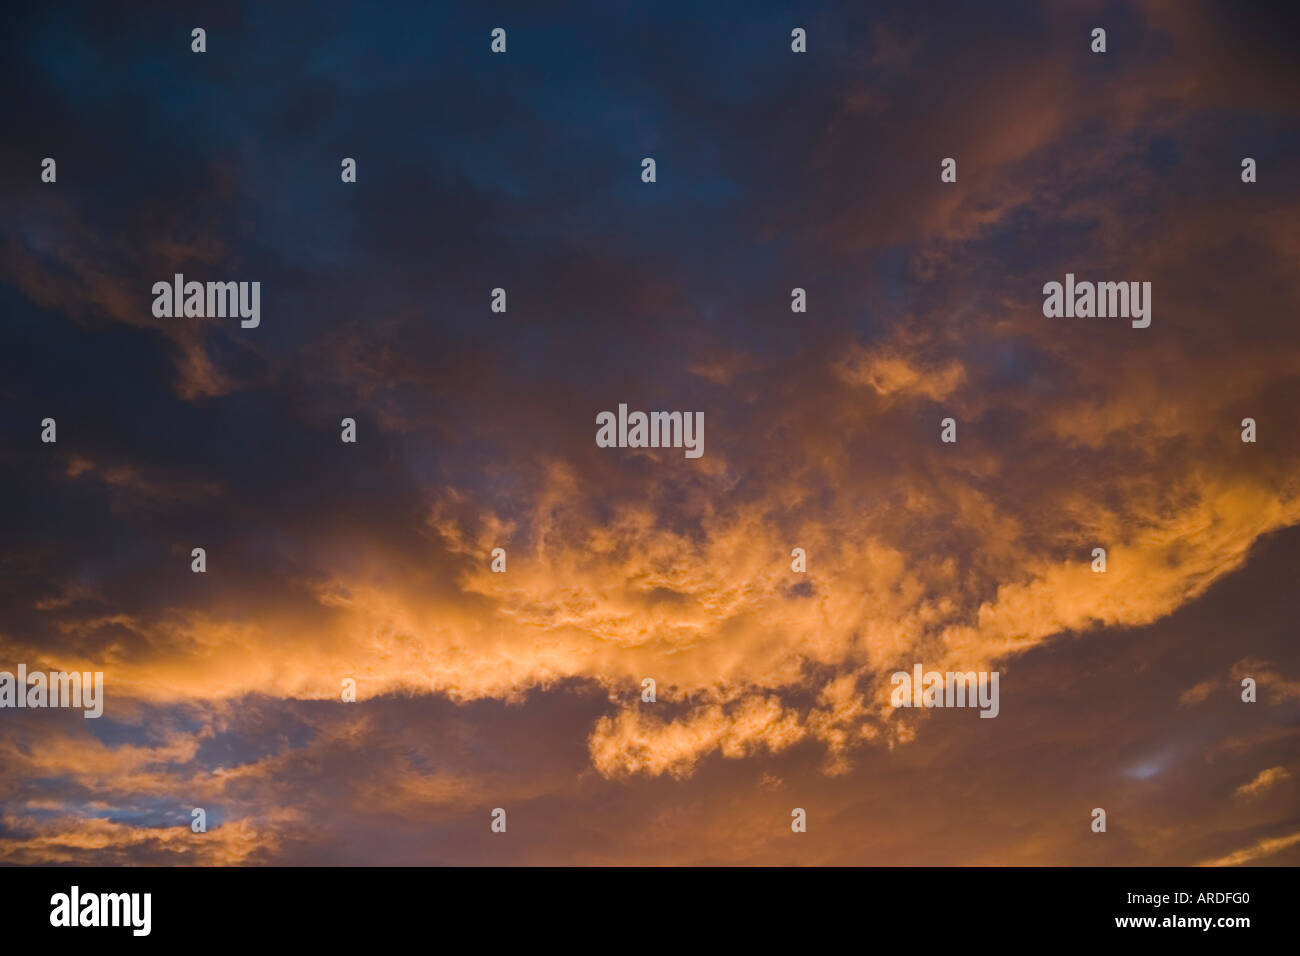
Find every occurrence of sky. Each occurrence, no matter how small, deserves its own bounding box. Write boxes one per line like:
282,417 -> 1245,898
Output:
1,0 -> 1298,865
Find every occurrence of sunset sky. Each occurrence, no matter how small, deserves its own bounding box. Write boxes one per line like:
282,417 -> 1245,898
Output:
2,0 -> 1298,865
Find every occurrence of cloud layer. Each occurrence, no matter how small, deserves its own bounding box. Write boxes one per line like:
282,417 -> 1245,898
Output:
2,0 -> 1298,864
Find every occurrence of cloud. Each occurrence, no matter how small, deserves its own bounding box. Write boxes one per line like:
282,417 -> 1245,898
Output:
835,346 -> 967,402
1200,830 -> 1300,867
0,814 -> 286,866
1231,659 -> 1300,703
1234,766 -> 1290,798
2,0 -> 1299,863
